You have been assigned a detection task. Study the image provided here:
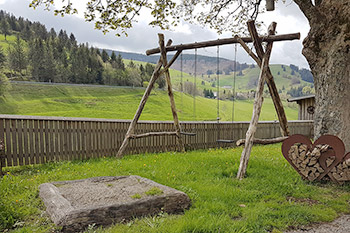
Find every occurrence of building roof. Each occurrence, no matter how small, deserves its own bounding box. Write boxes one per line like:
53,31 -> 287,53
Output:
287,94 -> 315,102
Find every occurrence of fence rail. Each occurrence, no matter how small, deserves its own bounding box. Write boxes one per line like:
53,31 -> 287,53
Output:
0,114 -> 313,171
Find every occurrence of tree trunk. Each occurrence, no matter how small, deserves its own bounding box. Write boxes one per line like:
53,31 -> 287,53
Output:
296,1 -> 350,151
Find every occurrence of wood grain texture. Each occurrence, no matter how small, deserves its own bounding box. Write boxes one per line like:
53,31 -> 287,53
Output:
237,22 -> 275,180
146,33 -> 300,55
0,114 -> 313,169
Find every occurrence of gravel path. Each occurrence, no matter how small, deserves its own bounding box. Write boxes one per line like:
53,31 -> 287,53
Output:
285,215 -> 350,233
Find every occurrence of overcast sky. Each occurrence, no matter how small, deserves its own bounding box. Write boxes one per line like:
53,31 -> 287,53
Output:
0,0 -> 310,68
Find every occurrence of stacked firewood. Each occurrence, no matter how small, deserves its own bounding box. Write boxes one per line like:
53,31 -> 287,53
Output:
288,143 -> 350,182
288,144 -> 328,181
329,157 -> 350,181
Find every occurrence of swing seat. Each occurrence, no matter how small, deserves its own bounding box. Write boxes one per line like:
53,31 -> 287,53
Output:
216,139 -> 235,143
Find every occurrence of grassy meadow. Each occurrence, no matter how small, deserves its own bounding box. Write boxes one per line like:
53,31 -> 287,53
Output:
168,64 -> 313,94
0,82 -> 298,121
1,144 -> 350,232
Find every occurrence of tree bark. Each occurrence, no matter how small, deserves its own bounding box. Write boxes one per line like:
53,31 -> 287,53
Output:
236,136 -> 288,146
295,1 -> 350,151
236,22 -> 275,179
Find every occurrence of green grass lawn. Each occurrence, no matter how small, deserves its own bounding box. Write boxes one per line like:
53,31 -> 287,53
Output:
1,144 -> 350,232
0,82 -> 298,121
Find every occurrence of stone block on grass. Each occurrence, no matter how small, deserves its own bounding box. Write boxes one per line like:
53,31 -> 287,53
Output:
39,175 -> 191,232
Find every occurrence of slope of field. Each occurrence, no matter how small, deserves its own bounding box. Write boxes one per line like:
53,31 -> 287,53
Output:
0,82 -> 298,121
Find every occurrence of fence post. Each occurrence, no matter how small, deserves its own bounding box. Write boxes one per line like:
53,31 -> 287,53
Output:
0,139 -> 4,176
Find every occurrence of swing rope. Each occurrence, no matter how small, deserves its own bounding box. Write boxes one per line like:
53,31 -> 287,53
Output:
232,44 -> 237,122
193,48 -> 197,121
217,45 -> 220,123
180,52 -> 183,110
216,44 -> 237,144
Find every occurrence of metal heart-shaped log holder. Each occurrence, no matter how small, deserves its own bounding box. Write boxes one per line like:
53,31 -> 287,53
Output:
282,134 -> 350,183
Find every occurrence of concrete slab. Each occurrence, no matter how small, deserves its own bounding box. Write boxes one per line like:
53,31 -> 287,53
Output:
39,175 -> 191,232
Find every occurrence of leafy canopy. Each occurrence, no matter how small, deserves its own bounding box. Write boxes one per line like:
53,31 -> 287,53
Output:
29,0 -> 276,36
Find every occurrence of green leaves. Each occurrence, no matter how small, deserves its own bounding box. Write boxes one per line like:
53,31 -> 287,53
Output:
29,0 -> 270,36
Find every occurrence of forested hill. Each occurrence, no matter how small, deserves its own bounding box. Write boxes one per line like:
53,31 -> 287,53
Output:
0,10 -> 313,99
0,10 -> 162,89
105,49 -> 254,76
106,50 -> 313,84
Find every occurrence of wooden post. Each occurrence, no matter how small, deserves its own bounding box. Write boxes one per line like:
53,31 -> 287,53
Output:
266,0 -> 275,11
246,20 -> 289,137
116,57 -> 163,157
236,22 -> 276,180
158,34 -> 185,152
0,139 -> 4,176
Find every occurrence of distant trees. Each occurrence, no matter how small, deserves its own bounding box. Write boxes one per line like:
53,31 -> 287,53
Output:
0,10 -> 164,89
287,86 -> 304,97
7,35 -> 27,74
287,85 -> 314,98
289,64 -> 299,72
299,68 -> 313,83
101,49 -> 109,63
0,19 -> 10,40
203,88 -> 214,98
0,46 -> 5,68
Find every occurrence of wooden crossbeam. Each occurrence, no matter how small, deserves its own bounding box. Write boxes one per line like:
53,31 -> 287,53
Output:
129,131 -> 178,139
236,136 -> 288,146
146,33 -> 300,55
128,131 -> 197,139
180,132 -> 196,136
217,139 -> 235,143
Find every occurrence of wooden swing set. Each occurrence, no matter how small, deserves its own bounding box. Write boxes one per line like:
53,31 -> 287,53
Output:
116,20 -> 300,179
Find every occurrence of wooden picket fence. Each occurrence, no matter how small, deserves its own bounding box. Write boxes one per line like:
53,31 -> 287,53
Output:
0,114 -> 313,172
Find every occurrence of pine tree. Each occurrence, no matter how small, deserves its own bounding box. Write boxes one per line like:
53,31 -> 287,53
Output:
128,60 -> 136,69
20,24 -> 32,41
28,38 -> 45,81
101,49 -> 109,63
0,19 -> 10,40
115,54 -> 125,70
8,35 -> 27,74
48,28 -> 57,39
110,51 -> 117,62
69,33 -> 77,47
0,46 -> 5,68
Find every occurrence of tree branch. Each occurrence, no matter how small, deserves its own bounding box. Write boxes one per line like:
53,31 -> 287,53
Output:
293,0 -> 318,21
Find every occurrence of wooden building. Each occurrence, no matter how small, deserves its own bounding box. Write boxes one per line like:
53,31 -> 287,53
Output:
288,95 -> 315,120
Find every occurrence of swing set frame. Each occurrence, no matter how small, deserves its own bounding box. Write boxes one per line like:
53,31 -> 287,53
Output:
116,20 -> 299,179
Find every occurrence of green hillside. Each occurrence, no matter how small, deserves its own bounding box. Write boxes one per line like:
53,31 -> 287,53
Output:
169,64 -> 313,92
124,58 -> 313,99
0,82 -> 298,121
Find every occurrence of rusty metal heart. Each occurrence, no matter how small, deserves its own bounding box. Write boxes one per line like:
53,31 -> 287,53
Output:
281,134 -> 346,181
